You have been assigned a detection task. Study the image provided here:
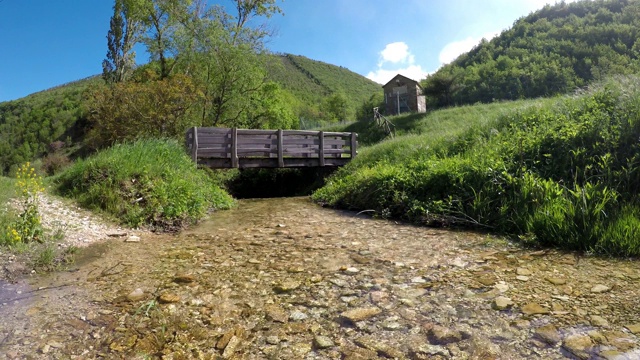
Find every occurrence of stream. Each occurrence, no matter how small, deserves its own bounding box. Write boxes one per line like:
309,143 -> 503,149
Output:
0,197 -> 639,359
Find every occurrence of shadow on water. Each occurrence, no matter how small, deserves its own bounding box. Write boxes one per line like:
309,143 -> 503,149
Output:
225,167 -> 339,199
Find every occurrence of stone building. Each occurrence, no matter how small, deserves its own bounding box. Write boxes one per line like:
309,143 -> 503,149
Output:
382,74 -> 426,115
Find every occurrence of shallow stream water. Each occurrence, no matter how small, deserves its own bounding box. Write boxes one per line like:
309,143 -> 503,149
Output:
0,197 -> 639,359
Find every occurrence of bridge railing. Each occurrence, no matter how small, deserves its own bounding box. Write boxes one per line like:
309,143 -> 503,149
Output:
185,127 -> 357,168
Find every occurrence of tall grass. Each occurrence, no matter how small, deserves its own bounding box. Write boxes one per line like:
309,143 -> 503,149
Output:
0,177 -> 17,244
314,76 -> 640,256
55,138 -> 234,231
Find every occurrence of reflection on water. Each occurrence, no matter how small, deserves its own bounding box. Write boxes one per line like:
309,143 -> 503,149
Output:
0,279 -> 31,306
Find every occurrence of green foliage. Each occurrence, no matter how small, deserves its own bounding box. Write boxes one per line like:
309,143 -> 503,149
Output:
423,0 -> 640,107
54,139 -> 234,230
103,0 -> 145,83
0,177 -> 17,246
0,77 -> 99,175
324,92 -> 349,123
266,54 -> 382,127
2,163 -> 45,245
85,73 -> 202,149
315,76 -> 640,256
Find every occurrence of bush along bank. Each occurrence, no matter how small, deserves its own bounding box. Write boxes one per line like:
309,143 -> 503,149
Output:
55,138 -> 234,231
314,76 -> 640,257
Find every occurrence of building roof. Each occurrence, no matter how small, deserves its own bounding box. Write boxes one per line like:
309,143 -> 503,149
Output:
382,74 -> 421,89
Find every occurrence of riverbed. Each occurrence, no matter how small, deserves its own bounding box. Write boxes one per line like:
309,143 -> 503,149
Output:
0,197 -> 639,359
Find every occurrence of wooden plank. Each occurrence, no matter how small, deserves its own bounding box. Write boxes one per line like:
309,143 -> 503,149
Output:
319,131 -> 325,167
196,150 -> 228,157
198,135 -> 231,144
231,128 -> 238,168
283,148 -> 346,155
287,138 -> 346,146
197,127 -> 233,135
237,129 -> 278,136
198,157 -> 351,169
277,129 -> 284,167
282,130 -> 352,137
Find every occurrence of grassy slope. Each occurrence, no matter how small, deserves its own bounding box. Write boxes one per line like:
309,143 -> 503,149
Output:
266,54 -> 382,125
55,139 -> 234,230
314,76 -> 640,256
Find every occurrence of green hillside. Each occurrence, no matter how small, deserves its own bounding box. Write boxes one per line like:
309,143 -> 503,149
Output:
423,0 -> 640,107
0,77 -> 100,174
0,54 -> 381,175
266,54 -> 382,126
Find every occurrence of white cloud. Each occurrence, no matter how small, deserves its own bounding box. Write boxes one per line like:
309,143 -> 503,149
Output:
438,31 -> 499,65
368,42 -> 428,84
379,42 -> 414,65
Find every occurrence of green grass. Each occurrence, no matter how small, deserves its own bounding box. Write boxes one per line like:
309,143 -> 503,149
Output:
0,177 -> 17,243
54,138 -> 234,231
314,76 -> 640,257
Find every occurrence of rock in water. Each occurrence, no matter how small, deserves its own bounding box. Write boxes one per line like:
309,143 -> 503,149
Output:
521,303 -> 549,315
126,288 -> 144,302
340,307 -> 381,323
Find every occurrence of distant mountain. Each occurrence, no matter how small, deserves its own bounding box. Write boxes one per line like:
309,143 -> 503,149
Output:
423,0 -> 640,107
0,54 -> 382,174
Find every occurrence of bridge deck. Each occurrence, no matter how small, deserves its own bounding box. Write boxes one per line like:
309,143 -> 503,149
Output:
186,127 -> 357,168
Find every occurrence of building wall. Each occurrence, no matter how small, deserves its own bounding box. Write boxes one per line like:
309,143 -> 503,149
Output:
383,75 -> 426,115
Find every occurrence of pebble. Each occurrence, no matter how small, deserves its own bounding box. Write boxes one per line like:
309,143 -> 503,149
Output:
173,273 -> 196,284
265,336 -> 280,345
314,335 -> 334,349
546,277 -> 567,285
516,267 -> 532,276
125,235 -> 141,243
625,323 -> 640,335
492,296 -> 514,310
427,325 -> 464,345
289,310 -> 308,321
344,267 -> 359,274
126,288 -> 145,302
340,307 -> 381,322
562,334 -> 594,360
521,303 -> 549,315
590,315 -> 609,327
534,324 -> 561,345
274,280 -> 301,293
158,292 -> 180,304
591,284 -> 611,293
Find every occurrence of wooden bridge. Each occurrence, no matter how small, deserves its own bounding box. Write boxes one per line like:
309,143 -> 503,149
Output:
186,127 -> 357,168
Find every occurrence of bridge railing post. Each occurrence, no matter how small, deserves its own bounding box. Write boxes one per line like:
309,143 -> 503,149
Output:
277,129 -> 284,168
231,127 -> 239,168
319,131 -> 325,167
350,132 -> 358,159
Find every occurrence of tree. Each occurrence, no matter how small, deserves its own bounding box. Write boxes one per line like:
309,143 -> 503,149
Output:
355,92 -> 384,121
139,0 -> 194,79
86,73 -> 202,148
324,92 -> 349,123
102,0 -> 146,83
172,0 -> 283,126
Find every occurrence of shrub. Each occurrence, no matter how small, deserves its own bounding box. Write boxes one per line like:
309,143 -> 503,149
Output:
2,163 -> 44,245
55,138 -> 234,231
42,152 -> 71,176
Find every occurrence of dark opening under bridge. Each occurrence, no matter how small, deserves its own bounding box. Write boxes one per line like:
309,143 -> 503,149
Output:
186,127 -> 358,169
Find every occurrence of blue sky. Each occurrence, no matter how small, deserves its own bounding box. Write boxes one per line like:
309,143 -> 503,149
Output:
0,0 -> 575,102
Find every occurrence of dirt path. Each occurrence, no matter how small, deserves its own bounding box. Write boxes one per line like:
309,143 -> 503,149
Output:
1,197 -> 639,359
